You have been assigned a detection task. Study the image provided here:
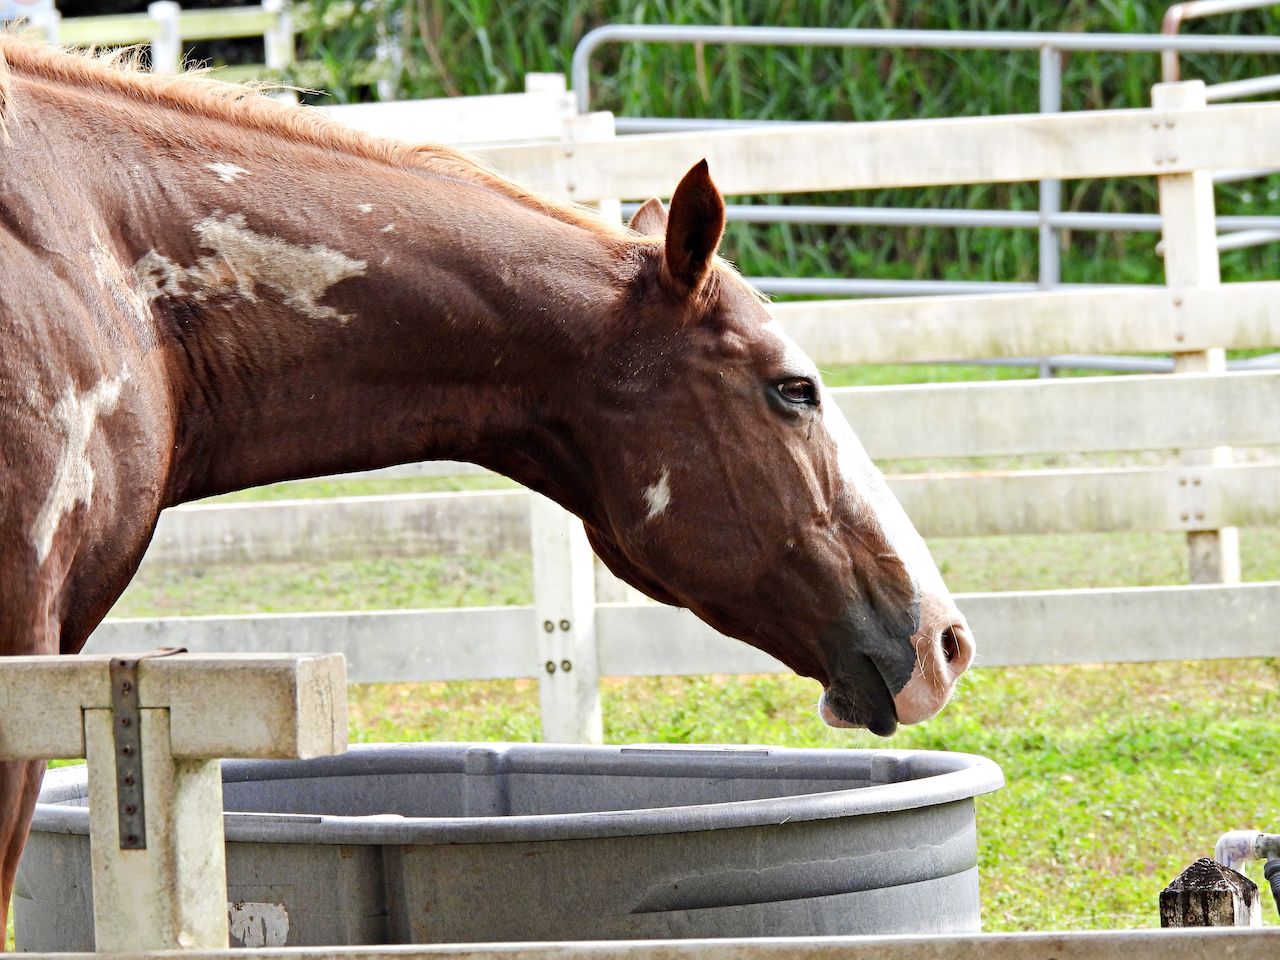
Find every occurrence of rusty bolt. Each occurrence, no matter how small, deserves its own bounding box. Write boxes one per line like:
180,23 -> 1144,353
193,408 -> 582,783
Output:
543,620 -> 554,633
1181,512 -> 1190,521
121,745 -> 133,756
559,619 -> 570,631
1179,477 -> 1187,486
561,660 -> 572,672
545,661 -> 556,674
1193,477 -> 1201,486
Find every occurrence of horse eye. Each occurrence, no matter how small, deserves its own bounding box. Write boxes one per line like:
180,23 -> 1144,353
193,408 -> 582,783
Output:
776,378 -> 816,405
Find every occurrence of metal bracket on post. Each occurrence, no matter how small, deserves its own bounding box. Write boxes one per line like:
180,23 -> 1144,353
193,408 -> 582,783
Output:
109,647 -> 186,850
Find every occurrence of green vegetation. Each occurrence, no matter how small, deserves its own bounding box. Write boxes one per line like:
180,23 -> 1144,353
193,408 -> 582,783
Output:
293,0 -> 1280,288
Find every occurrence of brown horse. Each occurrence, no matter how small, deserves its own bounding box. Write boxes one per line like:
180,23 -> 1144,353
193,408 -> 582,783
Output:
0,37 -> 974,921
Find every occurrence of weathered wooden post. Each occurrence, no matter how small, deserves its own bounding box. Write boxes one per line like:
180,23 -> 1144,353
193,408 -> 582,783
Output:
1152,79 -> 1241,585
1160,857 -> 1261,927
0,650 -> 346,952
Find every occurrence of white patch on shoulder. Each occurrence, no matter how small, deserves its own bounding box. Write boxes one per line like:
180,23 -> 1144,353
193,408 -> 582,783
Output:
643,469 -> 672,522
207,163 -> 250,183
30,369 -> 130,564
357,203 -> 373,213
380,223 -> 395,233
90,229 -> 156,350
135,213 -> 368,323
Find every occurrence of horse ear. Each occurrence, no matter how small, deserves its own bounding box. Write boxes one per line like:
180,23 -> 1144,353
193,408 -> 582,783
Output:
664,159 -> 725,293
629,197 -> 668,237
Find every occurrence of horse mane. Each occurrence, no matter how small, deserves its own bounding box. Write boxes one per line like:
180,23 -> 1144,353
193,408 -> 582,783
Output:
0,35 -> 636,242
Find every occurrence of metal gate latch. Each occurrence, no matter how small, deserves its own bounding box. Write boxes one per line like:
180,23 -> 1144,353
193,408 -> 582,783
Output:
109,647 -> 187,850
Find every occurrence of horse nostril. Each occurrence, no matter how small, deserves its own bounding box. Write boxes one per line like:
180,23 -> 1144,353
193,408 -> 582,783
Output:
940,626 -> 959,664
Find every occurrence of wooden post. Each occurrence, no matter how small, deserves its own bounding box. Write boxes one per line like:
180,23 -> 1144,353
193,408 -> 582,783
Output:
530,494 -> 603,744
147,1 -> 181,76
261,0 -> 298,104
1153,80 -> 1240,585
0,652 -> 346,952
1160,857 -> 1262,927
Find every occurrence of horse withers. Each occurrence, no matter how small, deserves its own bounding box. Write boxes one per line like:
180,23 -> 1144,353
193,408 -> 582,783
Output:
0,37 -> 973,923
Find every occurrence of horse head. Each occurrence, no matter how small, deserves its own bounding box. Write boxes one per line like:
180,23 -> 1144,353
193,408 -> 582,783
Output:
573,161 -> 973,736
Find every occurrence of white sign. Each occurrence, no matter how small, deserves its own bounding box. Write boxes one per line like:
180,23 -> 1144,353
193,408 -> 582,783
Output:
0,0 -> 53,22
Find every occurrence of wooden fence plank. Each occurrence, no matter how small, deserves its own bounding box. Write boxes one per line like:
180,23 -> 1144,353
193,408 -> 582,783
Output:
142,490 -> 528,567
892,464 -> 1280,538
958,582 -> 1280,666
770,282 -> 1280,364
835,370 -> 1280,460
141,460 -> 1280,568
325,91 -> 577,147
86,583 -> 1280,680
85,607 -> 537,683
479,102 -> 1280,201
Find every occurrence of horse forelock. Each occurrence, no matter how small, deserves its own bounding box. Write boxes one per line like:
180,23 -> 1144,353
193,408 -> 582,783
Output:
0,35 -> 635,242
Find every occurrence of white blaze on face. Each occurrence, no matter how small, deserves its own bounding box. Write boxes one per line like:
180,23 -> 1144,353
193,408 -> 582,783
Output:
207,163 -> 250,183
135,213 -> 367,323
30,369 -> 130,564
643,468 -> 672,521
760,321 -> 945,603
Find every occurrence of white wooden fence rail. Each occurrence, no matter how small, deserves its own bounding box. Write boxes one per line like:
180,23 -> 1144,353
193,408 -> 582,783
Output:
477,95 -> 1280,200
140,460 -> 1280,566
87,583 -> 1280,681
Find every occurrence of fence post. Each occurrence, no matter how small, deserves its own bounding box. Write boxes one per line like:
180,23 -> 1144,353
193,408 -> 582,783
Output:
147,1 -> 181,76
261,0 -> 297,104
1152,80 -> 1240,585
1160,858 -> 1261,927
531,494 -> 603,744
565,108 -> 621,225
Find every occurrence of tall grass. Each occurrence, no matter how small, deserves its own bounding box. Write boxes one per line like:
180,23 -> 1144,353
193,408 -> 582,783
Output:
297,0 -> 1280,287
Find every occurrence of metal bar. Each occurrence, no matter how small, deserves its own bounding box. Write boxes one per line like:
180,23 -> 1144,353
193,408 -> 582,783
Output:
1212,167 -> 1280,182
572,24 -> 1280,113
960,351 -> 1280,372
1039,46 -> 1062,295
1206,73 -> 1280,101
1215,227 -> 1280,250
615,117 -> 796,133
624,203 -> 1280,232
748,278 -> 1042,297
1163,0 -> 1278,81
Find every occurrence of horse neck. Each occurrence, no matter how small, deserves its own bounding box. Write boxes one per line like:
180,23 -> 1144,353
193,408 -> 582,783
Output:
85,121 -> 631,506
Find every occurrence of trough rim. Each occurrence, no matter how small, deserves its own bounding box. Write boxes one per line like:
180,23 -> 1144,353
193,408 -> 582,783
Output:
32,742 -> 1003,845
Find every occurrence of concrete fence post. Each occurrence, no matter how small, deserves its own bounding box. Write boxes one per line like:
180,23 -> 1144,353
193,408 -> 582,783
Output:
1152,80 -> 1240,585
147,1 -> 182,76
530,494 -> 603,744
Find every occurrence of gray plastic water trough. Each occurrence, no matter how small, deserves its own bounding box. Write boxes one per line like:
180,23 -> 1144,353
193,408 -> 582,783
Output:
16,742 -> 1003,949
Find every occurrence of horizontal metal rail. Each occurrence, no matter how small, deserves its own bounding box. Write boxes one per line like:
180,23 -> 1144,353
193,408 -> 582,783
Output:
962,351 -> 1280,373
571,25 -> 1280,113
